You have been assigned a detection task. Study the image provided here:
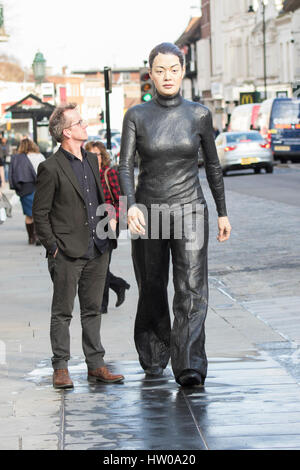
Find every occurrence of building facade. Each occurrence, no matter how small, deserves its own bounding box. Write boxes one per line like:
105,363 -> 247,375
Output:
72,68 -> 141,133
176,0 -> 300,130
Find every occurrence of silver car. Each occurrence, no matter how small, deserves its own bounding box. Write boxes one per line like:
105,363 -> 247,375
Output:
215,131 -> 274,175
101,138 -> 120,166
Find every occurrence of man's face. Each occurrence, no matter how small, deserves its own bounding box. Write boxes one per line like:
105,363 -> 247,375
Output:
63,109 -> 88,143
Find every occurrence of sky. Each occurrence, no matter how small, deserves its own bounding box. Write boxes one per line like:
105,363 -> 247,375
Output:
0,0 -> 199,73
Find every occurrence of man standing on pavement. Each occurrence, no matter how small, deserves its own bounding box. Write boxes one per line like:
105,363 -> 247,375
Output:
33,103 -> 124,389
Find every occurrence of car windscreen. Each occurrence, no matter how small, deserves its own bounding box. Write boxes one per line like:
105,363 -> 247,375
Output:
226,133 -> 263,144
114,136 -> 121,144
271,99 -> 300,128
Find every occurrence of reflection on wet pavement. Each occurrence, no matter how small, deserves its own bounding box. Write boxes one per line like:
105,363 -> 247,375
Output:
27,354 -> 300,450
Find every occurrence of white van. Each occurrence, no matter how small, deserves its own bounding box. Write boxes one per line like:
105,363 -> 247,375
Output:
229,103 -> 261,132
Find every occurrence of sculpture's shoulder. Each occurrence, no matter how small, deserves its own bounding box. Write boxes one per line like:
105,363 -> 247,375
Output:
182,98 -> 211,118
124,101 -> 156,126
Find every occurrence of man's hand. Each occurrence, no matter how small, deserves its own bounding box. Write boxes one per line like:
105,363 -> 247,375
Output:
53,248 -> 59,258
127,206 -> 146,235
217,216 -> 231,242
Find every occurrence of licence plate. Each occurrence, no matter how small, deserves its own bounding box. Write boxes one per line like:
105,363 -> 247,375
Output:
274,146 -> 290,151
241,157 -> 259,165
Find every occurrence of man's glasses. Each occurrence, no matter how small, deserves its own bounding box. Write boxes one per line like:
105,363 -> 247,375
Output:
64,119 -> 86,129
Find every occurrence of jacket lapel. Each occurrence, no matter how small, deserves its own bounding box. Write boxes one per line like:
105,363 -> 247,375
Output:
86,152 -> 106,204
54,149 -> 85,201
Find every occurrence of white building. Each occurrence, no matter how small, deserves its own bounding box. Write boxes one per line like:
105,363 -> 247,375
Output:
210,0 -> 300,129
177,0 -> 300,130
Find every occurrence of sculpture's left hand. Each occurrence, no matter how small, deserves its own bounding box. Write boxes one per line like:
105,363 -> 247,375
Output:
109,218 -> 117,232
217,216 -> 231,242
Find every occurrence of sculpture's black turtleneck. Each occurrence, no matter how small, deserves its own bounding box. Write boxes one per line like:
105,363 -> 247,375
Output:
119,91 -> 227,217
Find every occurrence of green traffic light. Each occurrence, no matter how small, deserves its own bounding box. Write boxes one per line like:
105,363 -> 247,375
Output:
142,93 -> 152,102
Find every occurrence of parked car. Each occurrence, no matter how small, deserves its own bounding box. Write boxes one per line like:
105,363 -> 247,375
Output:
86,135 -> 102,142
98,129 -> 121,140
112,133 -> 121,146
215,131 -> 274,176
101,137 -> 120,166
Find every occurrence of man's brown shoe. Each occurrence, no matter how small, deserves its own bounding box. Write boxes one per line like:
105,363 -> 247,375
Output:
88,366 -> 124,384
53,369 -> 74,389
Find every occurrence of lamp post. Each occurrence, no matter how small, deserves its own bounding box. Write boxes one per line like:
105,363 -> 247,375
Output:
0,3 -> 9,42
32,52 -> 46,84
248,1 -> 268,100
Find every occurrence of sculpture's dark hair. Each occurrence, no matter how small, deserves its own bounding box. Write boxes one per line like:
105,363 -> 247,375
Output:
148,42 -> 184,69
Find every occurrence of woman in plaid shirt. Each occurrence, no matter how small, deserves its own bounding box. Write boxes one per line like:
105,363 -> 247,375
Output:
85,141 -> 130,313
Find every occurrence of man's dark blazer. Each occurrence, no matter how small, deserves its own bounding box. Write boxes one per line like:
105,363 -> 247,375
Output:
32,148 -> 106,258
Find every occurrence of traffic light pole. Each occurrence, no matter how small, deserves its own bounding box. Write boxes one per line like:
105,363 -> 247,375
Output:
104,67 -> 112,150
140,67 -> 154,103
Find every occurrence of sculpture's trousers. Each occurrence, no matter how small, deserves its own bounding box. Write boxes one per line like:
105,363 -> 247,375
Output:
132,201 -> 209,382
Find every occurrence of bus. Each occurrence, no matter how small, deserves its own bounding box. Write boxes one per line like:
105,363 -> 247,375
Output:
258,98 -> 300,162
229,103 -> 261,132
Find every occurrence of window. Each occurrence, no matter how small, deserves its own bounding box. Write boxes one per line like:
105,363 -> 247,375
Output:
226,132 -> 263,143
121,72 -> 131,83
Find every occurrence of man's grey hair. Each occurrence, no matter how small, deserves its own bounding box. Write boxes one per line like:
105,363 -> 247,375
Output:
49,103 -> 78,143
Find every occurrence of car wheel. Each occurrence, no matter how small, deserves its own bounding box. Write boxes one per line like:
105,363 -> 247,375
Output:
266,165 -> 273,174
254,168 -> 261,174
222,169 -> 227,176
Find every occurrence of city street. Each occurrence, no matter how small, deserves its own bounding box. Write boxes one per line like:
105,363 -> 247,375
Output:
0,164 -> 300,451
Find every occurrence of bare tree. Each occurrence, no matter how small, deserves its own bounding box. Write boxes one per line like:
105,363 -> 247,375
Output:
0,53 -> 25,81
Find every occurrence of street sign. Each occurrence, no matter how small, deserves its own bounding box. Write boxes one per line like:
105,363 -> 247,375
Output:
104,67 -> 112,94
240,92 -> 261,105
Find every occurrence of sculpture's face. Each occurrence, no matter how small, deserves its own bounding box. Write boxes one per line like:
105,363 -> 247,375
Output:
150,53 -> 185,97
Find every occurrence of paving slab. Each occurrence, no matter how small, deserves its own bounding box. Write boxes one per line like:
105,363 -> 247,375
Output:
29,358 -> 300,451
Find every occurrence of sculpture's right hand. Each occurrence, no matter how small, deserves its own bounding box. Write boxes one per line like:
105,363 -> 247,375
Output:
127,206 -> 146,235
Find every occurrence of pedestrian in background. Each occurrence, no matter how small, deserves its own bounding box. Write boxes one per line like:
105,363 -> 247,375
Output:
85,140 -> 130,314
0,151 -> 5,189
1,137 -> 10,181
9,138 -> 45,245
33,104 -> 124,389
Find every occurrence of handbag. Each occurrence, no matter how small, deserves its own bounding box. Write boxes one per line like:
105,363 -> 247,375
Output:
0,207 -> 6,224
103,168 -> 120,239
104,168 -> 116,205
0,192 -> 12,224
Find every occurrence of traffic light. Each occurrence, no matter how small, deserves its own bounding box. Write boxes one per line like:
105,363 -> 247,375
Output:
140,67 -> 154,102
